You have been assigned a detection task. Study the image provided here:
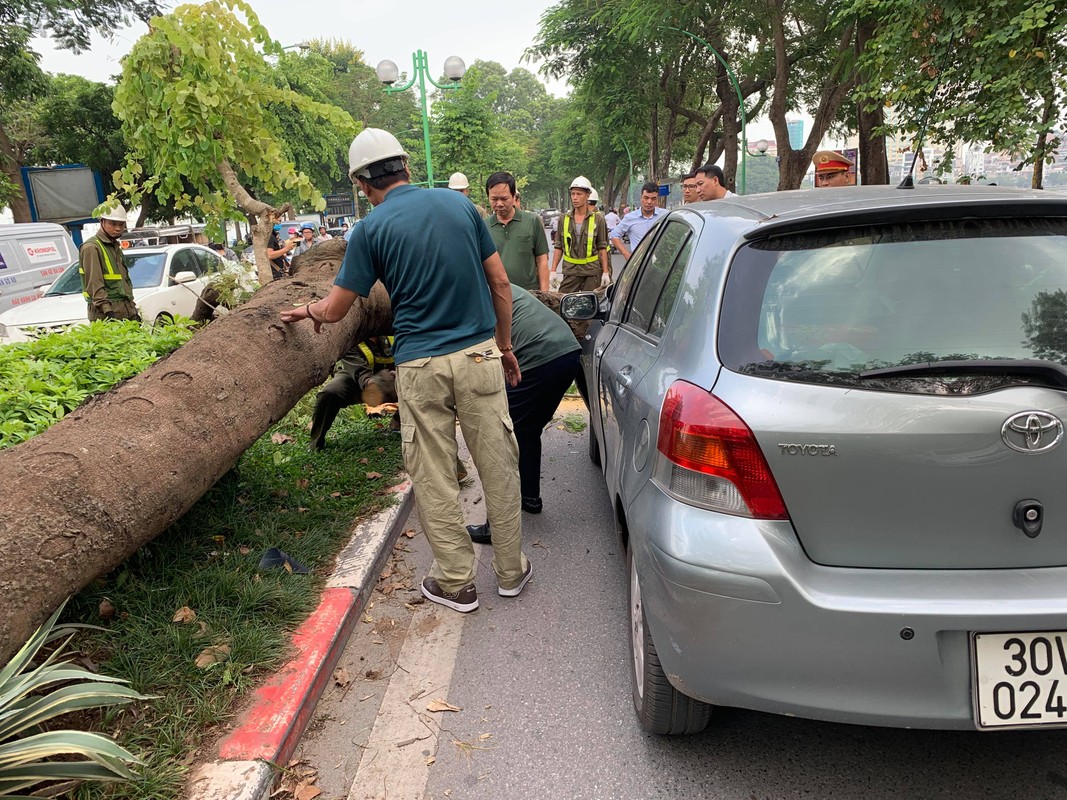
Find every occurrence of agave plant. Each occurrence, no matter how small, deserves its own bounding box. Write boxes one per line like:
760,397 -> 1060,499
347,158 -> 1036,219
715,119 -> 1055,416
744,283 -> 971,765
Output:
0,602 -> 146,799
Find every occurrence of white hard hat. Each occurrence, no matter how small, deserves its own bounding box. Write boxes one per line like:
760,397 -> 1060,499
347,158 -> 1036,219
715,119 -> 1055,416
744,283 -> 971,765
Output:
447,172 -> 469,190
588,189 -> 600,204
348,128 -> 409,182
570,175 -> 593,192
99,203 -> 128,223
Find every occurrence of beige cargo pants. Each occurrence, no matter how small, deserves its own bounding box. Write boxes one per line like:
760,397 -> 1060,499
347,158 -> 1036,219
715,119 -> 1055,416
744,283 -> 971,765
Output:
397,337 -> 529,593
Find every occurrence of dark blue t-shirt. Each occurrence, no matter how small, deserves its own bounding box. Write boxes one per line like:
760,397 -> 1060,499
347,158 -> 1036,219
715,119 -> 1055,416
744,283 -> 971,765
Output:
336,184 -> 498,364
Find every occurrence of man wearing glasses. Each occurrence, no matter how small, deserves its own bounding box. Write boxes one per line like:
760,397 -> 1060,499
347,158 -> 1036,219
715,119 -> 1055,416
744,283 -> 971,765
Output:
681,171 -> 698,204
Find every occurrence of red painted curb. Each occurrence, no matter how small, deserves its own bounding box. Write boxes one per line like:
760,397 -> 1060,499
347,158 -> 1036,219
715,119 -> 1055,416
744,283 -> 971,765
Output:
218,587 -> 359,764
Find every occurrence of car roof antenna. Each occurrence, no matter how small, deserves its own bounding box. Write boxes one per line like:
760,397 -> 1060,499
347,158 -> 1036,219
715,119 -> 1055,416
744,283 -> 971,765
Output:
898,61 -> 945,190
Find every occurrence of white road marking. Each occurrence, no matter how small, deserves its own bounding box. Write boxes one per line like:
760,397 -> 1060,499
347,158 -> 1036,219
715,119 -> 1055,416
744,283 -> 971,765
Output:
347,600 -> 466,800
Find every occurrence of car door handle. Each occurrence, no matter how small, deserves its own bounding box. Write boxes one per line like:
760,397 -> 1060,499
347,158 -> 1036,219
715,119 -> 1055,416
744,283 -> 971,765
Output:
615,366 -> 634,394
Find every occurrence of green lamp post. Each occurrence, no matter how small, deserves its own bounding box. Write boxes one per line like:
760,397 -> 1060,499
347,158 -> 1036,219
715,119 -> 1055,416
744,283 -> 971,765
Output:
375,51 -> 466,188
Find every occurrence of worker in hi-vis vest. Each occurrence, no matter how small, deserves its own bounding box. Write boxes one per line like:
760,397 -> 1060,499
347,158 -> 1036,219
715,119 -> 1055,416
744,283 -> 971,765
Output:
551,175 -> 610,293
80,203 -> 140,322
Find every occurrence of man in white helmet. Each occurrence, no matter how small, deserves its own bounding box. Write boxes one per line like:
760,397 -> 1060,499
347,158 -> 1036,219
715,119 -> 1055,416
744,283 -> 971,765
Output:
447,171 -> 487,218
281,128 -> 531,613
80,203 -> 140,322
551,175 -> 610,292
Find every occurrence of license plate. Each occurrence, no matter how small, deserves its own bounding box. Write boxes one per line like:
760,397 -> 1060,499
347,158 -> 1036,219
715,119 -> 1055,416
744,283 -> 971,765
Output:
973,631 -> 1067,729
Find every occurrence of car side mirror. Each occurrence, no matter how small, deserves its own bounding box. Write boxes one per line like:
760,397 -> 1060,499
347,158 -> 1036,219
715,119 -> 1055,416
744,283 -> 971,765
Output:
172,271 -> 198,284
560,291 -> 600,320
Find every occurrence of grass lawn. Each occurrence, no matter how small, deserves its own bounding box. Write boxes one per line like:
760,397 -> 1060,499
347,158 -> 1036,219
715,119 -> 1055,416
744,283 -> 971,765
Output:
60,394 -> 404,799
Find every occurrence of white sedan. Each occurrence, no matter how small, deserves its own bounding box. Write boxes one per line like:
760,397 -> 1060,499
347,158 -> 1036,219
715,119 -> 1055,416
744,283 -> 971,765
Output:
0,243 -> 232,343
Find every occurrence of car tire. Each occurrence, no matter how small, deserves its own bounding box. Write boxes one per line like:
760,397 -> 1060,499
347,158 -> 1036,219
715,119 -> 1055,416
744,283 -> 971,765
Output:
153,312 -> 173,328
588,420 -> 602,467
628,545 -> 712,735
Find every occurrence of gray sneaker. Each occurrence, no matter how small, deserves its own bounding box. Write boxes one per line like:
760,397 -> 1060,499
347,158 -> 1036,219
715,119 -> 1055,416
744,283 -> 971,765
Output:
421,578 -> 479,613
498,561 -> 533,598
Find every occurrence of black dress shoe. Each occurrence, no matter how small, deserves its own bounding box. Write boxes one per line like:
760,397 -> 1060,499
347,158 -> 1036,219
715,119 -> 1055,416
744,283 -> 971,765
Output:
466,522 -> 492,544
521,496 -> 543,514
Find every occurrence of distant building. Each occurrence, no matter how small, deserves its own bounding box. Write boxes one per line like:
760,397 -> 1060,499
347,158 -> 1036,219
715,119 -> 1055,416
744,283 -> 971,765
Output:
787,119 -> 804,150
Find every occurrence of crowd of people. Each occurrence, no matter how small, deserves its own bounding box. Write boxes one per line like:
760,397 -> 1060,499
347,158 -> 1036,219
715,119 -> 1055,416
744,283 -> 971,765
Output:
75,124 -> 859,617
270,130 -> 861,615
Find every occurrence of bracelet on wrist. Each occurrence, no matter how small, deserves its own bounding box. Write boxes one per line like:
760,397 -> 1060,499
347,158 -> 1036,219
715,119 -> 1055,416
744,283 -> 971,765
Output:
498,344 -> 513,352
306,302 -> 319,322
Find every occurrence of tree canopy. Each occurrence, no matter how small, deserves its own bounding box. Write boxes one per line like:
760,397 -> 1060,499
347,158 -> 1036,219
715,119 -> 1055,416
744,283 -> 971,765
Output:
111,0 -> 356,281
843,0 -> 1066,186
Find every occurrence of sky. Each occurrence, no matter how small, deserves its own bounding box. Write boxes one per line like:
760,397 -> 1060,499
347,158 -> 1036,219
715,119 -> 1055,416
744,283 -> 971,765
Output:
32,0 -> 571,96
30,0 -> 780,138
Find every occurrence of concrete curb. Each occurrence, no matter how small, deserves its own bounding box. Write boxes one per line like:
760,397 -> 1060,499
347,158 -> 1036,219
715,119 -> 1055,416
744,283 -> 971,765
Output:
186,479 -> 415,800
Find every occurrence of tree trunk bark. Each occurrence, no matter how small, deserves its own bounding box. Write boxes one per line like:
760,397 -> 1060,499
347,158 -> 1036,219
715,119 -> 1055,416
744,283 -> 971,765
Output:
0,240 -> 393,662
217,158 -> 290,286
856,20 -> 889,186
768,0 -> 855,190
0,122 -> 33,223
1032,91 -> 1056,190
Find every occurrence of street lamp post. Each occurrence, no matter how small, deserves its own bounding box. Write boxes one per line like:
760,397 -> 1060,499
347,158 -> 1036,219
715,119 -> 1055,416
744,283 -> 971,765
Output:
660,26 -> 747,195
619,138 -> 635,210
375,51 -> 466,188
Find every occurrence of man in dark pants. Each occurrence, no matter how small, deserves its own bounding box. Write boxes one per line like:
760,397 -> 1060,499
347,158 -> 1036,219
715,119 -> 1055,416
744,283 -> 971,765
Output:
308,337 -> 395,450
467,284 -> 580,541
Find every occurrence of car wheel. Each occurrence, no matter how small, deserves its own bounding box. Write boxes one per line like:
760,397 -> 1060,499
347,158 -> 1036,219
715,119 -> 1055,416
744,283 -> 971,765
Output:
629,545 -> 712,735
588,420 -> 602,467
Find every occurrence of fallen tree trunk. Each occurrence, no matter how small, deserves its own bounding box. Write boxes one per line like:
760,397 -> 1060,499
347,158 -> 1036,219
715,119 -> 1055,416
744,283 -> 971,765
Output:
0,239 -> 391,662
0,239 -> 588,661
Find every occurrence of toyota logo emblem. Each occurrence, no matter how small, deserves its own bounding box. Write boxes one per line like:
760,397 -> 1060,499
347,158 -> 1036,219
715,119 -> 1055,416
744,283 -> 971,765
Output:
1001,411 -> 1064,454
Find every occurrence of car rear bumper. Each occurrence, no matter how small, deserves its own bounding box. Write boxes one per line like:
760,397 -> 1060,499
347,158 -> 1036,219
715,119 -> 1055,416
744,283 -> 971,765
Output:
630,481 -> 1067,730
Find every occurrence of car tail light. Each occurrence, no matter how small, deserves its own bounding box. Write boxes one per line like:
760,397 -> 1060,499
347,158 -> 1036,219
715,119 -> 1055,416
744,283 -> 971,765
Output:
653,380 -> 788,519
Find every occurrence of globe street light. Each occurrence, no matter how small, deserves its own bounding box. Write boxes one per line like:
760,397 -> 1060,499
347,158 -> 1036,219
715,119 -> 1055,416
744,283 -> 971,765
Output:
376,51 -> 466,188
660,26 -> 747,195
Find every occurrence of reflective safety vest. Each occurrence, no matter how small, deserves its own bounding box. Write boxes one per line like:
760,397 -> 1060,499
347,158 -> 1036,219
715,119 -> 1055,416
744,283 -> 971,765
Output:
80,238 -> 127,301
358,336 -> 395,372
561,213 -> 599,265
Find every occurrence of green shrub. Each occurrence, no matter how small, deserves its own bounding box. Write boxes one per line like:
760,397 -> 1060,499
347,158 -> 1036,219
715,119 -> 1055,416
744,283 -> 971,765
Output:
0,321 -> 195,449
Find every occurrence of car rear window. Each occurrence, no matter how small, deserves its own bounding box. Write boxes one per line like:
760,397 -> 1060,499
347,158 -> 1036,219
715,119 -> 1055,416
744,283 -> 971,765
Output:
719,217 -> 1067,394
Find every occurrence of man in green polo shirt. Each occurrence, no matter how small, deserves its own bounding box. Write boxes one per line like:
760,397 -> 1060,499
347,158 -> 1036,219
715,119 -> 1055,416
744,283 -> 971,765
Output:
484,172 -> 550,291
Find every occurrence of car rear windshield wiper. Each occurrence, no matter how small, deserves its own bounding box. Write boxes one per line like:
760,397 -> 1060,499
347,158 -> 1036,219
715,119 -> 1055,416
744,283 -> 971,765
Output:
859,359 -> 1067,388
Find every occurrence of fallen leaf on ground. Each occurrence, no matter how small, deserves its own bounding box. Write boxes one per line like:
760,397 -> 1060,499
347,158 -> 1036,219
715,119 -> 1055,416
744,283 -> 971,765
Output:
359,458 -> 369,465
330,492 -> 342,498
333,667 -> 351,688
194,644 -> 231,668
295,479 -> 309,489
295,785 -> 321,800
366,471 -> 382,479
427,698 -> 462,713
239,546 -> 251,555
98,599 -> 116,620
426,756 -> 436,765
271,433 -> 295,445
172,606 -> 197,624
478,733 -> 492,740
365,669 -> 382,680
402,529 -> 416,539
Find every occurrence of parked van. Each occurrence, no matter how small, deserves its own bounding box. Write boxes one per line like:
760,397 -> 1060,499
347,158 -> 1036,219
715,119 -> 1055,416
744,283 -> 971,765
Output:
0,223 -> 78,314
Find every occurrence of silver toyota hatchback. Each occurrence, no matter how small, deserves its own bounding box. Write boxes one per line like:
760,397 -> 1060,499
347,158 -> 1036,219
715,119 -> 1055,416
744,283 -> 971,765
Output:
562,185 -> 1067,735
